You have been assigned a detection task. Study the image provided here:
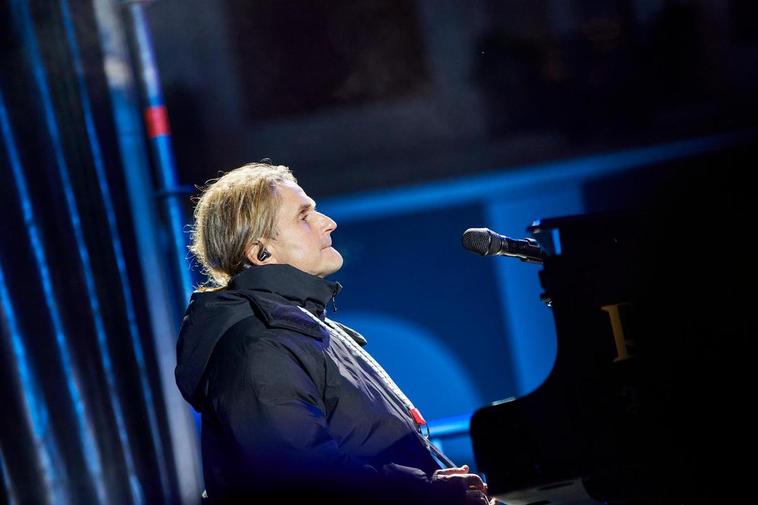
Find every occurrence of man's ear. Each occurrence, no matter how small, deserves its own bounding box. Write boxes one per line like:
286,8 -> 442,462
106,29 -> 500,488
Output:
247,242 -> 272,266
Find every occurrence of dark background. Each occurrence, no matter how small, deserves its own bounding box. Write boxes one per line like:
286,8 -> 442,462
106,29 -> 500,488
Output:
1,1 -> 756,504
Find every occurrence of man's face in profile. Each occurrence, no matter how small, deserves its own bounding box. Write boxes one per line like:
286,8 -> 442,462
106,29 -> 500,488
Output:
266,181 -> 343,277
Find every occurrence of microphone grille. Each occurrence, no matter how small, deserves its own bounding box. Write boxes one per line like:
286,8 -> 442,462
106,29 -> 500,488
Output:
461,228 -> 491,255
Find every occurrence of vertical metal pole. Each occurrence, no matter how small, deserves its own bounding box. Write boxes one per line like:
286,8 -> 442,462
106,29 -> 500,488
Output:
122,0 -> 194,305
90,0 -> 203,502
55,0 -> 172,500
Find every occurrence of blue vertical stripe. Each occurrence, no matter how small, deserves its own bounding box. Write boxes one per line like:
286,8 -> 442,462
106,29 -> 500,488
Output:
0,255 -> 66,504
56,0 -> 170,500
1,88 -> 75,505
551,229 -> 562,255
0,261 -> 69,505
6,1 -> 108,503
0,446 -> 19,505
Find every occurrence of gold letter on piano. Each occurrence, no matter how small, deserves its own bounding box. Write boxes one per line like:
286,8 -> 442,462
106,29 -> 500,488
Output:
601,303 -> 634,362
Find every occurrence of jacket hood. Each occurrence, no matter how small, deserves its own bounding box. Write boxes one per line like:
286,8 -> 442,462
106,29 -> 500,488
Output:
174,264 -> 342,409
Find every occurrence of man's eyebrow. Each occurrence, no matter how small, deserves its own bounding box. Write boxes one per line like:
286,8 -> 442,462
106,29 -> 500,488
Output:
296,201 -> 315,216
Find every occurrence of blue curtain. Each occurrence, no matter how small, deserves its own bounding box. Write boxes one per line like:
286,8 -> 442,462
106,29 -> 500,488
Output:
1,1 -> 178,503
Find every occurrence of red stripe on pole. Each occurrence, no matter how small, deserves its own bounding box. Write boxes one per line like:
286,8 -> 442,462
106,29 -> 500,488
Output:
144,105 -> 170,137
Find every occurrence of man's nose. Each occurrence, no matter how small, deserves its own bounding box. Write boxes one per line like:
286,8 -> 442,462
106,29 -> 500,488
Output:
318,211 -> 337,232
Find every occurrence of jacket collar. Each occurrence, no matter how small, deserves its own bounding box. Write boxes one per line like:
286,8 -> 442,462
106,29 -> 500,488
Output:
228,264 -> 342,340
229,264 -> 341,312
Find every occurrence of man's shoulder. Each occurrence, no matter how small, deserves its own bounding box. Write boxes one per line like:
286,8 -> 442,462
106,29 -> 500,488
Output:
208,307 -> 330,392
212,299 -> 327,360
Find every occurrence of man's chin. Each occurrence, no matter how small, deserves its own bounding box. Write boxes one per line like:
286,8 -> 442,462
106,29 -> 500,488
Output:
319,249 -> 344,277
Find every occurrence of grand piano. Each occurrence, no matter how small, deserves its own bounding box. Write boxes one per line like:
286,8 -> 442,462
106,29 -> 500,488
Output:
469,208 -> 752,505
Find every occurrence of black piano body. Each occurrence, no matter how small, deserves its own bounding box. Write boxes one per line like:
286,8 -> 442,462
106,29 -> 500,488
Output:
470,205 -> 754,504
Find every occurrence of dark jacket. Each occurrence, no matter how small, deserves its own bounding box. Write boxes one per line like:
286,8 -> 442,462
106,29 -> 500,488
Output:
175,265 -> 460,504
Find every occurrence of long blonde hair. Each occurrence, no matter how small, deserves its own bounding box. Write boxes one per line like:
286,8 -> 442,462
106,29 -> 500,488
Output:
188,162 -> 296,291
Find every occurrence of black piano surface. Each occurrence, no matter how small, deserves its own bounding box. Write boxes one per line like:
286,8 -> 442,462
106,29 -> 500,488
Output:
470,158 -> 755,504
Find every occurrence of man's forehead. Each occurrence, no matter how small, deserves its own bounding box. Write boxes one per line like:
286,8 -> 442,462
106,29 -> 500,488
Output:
277,182 -> 315,210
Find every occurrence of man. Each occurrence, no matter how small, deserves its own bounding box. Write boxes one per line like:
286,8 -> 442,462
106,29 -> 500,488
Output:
175,163 -> 491,504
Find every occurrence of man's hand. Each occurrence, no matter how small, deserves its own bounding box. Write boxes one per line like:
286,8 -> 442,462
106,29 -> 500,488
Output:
431,465 -> 495,505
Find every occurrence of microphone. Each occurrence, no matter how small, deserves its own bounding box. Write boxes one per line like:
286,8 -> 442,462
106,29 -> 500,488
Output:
462,228 -> 545,263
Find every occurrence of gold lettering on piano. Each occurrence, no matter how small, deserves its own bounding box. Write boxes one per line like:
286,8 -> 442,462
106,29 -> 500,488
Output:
601,303 -> 634,362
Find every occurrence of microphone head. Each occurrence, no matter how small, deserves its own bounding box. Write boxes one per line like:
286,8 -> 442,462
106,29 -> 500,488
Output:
462,228 -> 494,255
